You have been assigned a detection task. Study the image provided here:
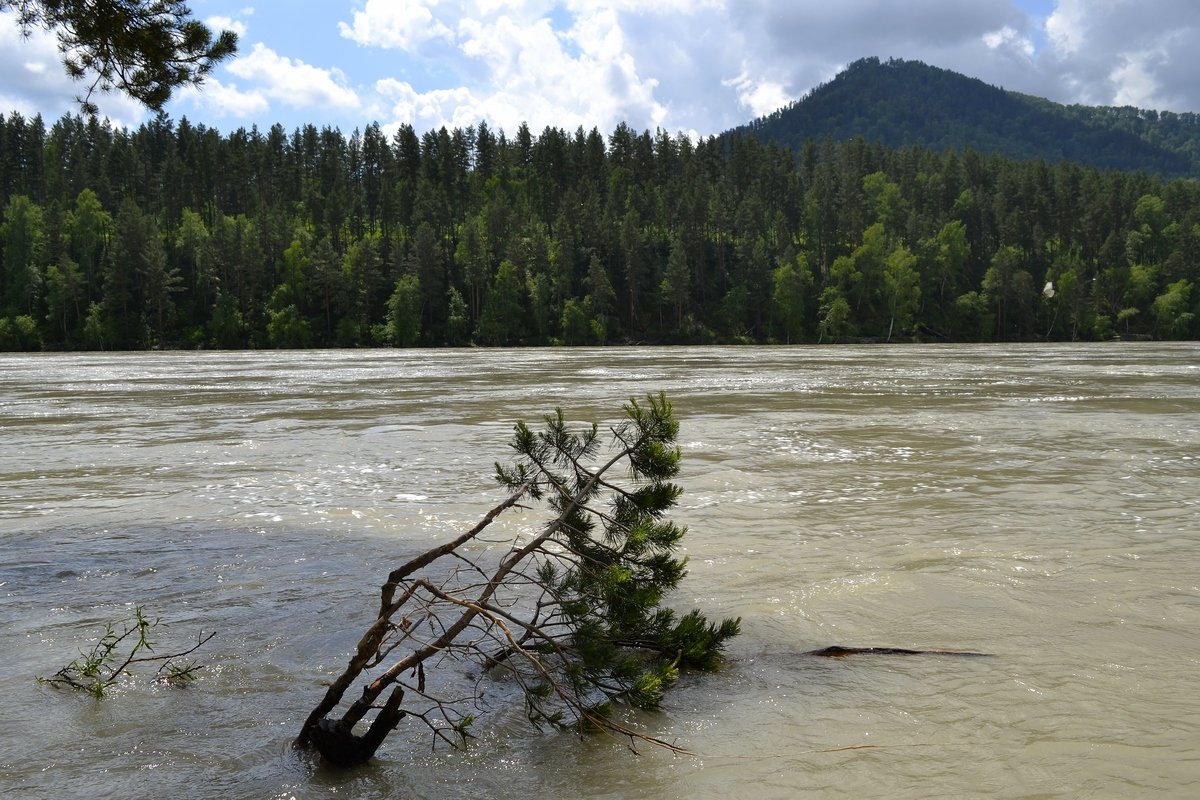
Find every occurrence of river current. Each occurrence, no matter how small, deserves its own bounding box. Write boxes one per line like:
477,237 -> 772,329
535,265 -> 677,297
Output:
1,344 -> 1198,798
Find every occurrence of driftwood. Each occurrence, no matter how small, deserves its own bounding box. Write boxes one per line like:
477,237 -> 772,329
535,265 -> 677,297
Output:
803,646 -> 991,658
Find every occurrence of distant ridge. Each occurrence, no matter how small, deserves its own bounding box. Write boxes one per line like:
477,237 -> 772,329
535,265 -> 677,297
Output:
732,57 -> 1200,177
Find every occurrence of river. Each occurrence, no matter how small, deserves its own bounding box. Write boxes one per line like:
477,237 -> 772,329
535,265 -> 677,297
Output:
1,344 -> 1198,799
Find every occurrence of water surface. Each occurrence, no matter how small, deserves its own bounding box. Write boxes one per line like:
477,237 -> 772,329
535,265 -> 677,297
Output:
2,344 -> 1198,798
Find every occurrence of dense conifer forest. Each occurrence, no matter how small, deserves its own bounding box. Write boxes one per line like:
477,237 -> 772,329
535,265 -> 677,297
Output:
1,103 -> 1197,350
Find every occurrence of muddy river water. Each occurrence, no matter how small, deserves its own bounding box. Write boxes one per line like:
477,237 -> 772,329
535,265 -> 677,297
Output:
1,343 -> 1198,798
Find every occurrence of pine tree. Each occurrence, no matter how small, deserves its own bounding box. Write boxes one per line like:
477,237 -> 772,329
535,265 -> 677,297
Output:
660,234 -> 690,332
476,259 -> 525,344
3,0 -> 238,113
1,194 -> 46,316
297,394 -> 739,766
882,243 -> 920,341
771,252 -> 814,343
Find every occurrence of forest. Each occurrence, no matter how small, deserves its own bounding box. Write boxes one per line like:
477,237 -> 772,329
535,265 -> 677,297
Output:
0,108 -> 1198,351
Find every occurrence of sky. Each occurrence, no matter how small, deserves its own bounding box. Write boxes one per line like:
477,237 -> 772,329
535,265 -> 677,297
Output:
2,0 -> 1198,139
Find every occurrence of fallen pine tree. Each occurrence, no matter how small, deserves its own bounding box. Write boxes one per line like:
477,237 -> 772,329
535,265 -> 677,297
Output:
296,393 -> 741,766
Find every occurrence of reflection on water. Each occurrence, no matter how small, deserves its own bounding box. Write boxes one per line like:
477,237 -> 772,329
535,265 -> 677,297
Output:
2,343 -> 1199,798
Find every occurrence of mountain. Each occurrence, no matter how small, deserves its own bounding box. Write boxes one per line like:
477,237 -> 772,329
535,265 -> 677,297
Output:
733,57 -> 1200,177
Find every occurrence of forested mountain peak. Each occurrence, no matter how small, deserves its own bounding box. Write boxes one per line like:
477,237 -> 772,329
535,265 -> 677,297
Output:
735,57 -> 1200,178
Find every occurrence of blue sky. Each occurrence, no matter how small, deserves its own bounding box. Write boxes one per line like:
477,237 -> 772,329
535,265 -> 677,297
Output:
2,0 -> 1198,138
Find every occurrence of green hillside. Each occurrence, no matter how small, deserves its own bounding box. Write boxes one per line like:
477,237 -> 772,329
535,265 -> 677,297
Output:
735,57 -> 1200,177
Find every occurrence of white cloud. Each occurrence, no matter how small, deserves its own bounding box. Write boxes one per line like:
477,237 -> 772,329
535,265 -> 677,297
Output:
341,1 -> 677,135
0,13 -> 74,111
723,70 -> 790,118
1036,0 -> 1199,111
227,43 -> 361,111
1110,51 -> 1164,109
7,0 -> 1200,141
324,0 -> 1200,137
205,14 -> 250,38
564,0 -> 723,13
983,25 -> 1035,58
0,10 -> 146,127
339,0 -> 454,49
375,78 -> 479,132
1044,0 -> 1085,55
177,79 -> 269,118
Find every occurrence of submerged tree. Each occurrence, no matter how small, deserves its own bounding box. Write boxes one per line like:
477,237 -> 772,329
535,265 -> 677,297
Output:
39,606 -> 214,697
296,393 -> 739,766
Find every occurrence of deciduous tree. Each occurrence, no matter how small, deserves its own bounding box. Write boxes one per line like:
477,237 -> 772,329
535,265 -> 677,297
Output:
386,274 -> 421,347
882,244 -> 920,341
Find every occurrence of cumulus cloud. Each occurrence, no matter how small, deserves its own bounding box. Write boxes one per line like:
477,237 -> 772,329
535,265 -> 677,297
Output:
983,25 -> 1035,58
723,70 -> 791,118
340,0 -> 676,135
1037,0 -> 1200,110
0,10 -> 145,126
1110,52 -> 1163,108
374,78 -> 479,132
177,79 -> 269,118
205,13 -> 251,39
227,43 -> 361,111
5,1 -> 1200,140
347,0 -> 1181,136
0,12 -> 70,111
1044,0 -> 1085,55
339,0 -> 1140,137
339,0 -> 454,50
